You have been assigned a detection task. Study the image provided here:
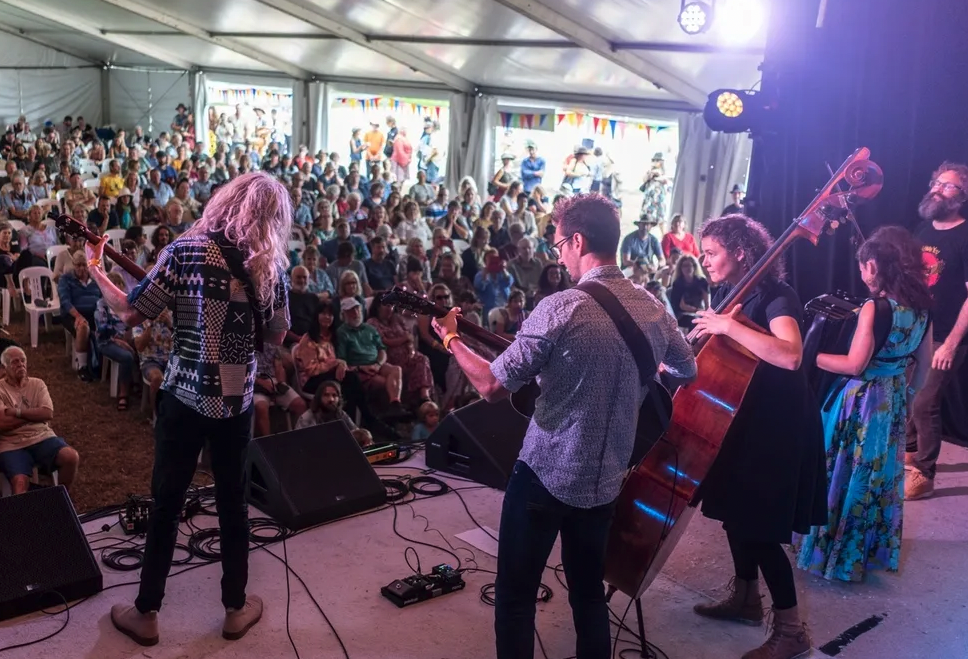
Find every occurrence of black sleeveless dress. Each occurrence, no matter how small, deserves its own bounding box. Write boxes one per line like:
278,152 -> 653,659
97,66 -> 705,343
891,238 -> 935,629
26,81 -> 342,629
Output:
694,279 -> 827,543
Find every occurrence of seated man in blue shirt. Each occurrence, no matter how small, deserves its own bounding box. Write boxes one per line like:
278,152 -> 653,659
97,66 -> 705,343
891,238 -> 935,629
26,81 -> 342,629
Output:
620,215 -> 665,277
58,251 -> 102,382
431,194 -> 696,659
321,220 -> 370,263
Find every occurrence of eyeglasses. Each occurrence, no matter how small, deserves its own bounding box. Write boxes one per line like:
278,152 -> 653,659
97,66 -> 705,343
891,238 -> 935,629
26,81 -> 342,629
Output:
929,179 -> 965,195
549,234 -> 575,262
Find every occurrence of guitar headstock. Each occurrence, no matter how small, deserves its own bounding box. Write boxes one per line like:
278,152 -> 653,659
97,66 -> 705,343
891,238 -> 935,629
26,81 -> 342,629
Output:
378,287 -> 447,319
53,212 -> 97,243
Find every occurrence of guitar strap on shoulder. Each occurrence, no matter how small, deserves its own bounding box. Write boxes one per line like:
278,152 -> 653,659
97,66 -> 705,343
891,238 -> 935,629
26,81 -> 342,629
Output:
208,231 -> 265,352
575,280 -> 669,428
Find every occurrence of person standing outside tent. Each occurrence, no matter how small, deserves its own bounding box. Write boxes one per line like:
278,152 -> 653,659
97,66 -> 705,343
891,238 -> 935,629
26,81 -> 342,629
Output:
520,141 -> 545,194
364,121 -> 384,167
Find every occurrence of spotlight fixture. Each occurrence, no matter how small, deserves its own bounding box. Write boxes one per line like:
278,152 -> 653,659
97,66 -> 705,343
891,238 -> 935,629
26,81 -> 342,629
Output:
703,88 -> 768,134
678,1 -> 714,35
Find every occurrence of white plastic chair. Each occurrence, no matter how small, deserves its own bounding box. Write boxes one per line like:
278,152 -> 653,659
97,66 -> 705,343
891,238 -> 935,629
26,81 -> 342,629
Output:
0,466 -> 58,497
35,199 -> 58,215
487,307 -> 503,332
46,244 -> 69,270
102,357 -> 120,398
55,189 -> 67,203
18,266 -> 59,348
7,219 -> 24,233
452,239 -> 469,254
106,229 -> 127,251
82,179 -> 100,191
101,160 -> 113,173
142,224 -> 157,243
288,239 -> 305,260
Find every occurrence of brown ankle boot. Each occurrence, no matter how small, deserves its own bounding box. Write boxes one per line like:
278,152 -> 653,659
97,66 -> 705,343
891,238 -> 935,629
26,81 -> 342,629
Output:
741,606 -> 812,659
693,577 -> 764,626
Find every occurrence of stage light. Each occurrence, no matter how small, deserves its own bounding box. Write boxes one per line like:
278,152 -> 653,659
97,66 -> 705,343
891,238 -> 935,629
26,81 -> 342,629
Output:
704,89 -> 765,134
716,91 -> 744,118
678,1 -> 714,35
717,0 -> 765,44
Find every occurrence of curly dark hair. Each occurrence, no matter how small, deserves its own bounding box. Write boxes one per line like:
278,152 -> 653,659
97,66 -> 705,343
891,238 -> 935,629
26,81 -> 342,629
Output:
551,193 -> 621,256
699,214 -> 786,281
856,226 -> 932,312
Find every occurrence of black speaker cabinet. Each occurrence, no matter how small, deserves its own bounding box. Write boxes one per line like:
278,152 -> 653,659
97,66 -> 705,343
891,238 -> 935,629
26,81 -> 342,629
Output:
425,398 -> 529,490
0,486 -> 102,622
244,421 -> 387,530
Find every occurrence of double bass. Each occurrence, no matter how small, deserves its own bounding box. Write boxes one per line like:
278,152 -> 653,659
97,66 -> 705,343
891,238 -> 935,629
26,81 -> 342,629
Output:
603,148 -> 884,599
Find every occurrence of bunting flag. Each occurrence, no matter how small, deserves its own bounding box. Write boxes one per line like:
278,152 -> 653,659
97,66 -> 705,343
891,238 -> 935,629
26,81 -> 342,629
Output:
556,113 -> 566,126
333,96 -> 447,118
608,119 -> 617,138
592,116 -> 601,133
551,112 -> 670,138
498,111 -> 554,131
212,88 -> 291,106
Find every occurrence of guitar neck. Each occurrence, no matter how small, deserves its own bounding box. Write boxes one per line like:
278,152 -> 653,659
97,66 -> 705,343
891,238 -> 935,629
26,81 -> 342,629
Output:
57,213 -> 147,281
456,316 -> 512,352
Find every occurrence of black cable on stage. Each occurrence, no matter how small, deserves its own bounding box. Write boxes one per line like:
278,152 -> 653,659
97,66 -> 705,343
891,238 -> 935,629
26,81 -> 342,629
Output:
382,478 -> 409,503
0,591 -> 68,653
407,475 -> 448,497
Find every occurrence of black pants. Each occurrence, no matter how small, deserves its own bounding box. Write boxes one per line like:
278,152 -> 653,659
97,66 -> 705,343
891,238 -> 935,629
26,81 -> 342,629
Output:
727,530 -> 797,610
135,393 -> 253,613
495,461 -> 615,659
906,345 -> 968,479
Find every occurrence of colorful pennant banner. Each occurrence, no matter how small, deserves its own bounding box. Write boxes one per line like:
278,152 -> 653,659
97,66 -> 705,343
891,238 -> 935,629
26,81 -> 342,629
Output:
554,112 -> 671,140
498,112 -> 553,131
211,88 -> 291,106
334,96 -> 445,120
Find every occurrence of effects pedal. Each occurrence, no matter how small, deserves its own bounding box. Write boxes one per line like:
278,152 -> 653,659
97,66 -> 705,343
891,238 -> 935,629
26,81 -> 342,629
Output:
364,442 -> 400,465
119,496 -> 203,535
381,564 -> 465,608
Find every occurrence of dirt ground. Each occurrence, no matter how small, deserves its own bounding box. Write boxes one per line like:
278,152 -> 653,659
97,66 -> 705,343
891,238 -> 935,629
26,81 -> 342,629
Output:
6,317 -> 159,513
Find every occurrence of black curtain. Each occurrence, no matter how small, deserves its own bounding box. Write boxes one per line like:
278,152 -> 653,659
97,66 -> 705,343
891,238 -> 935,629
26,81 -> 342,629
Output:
748,0 -> 968,442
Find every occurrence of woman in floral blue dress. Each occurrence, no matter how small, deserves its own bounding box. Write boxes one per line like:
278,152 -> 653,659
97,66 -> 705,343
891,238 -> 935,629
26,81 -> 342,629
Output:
796,226 -> 933,582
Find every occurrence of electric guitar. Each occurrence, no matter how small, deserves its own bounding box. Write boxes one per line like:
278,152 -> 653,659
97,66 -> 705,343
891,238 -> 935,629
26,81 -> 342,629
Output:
378,287 -> 673,467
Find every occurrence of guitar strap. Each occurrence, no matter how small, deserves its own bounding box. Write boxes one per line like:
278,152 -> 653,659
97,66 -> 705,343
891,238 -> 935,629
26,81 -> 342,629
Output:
575,281 -> 669,429
208,231 -> 265,352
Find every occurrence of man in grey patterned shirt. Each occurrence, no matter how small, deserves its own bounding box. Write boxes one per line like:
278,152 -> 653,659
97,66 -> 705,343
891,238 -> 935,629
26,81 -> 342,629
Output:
432,194 -> 696,659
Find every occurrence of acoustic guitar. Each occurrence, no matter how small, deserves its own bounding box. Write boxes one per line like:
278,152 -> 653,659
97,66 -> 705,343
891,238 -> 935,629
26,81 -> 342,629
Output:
52,213 -> 147,281
378,287 -> 673,468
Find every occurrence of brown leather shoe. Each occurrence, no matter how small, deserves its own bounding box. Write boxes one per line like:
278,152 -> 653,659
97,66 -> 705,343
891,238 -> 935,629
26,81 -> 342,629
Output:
905,470 -> 935,500
110,604 -> 159,646
223,595 -> 263,640
694,577 -> 764,626
742,606 -> 811,659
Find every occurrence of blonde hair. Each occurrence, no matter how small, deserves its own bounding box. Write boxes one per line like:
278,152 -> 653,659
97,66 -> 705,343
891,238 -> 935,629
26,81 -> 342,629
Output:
417,400 -> 439,423
338,269 -> 361,296
107,271 -> 126,291
185,172 -> 292,308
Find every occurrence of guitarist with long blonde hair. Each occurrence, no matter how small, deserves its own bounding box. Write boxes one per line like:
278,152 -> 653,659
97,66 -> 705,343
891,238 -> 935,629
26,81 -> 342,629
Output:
84,172 -> 293,646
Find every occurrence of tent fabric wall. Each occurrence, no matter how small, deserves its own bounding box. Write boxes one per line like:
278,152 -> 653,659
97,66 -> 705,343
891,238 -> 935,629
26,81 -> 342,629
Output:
0,69 -> 102,129
462,95 -> 497,199
290,80 -> 308,152
192,71 -> 206,151
109,69 -> 190,137
445,92 -> 472,194
670,114 -> 753,233
308,82 -> 327,155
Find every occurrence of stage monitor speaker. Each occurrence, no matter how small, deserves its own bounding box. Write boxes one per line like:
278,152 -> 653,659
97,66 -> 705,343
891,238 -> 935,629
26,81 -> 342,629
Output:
425,398 -> 529,490
244,421 -> 386,530
0,485 -> 102,622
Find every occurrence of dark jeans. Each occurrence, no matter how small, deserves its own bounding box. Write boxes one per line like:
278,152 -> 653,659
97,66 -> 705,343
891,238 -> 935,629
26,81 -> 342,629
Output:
135,392 -> 254,613
495,461 -> 616,659
905,345 -> 968,479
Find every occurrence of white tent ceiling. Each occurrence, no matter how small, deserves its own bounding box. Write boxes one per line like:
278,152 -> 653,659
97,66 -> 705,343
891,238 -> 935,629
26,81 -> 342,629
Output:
0,0 -> 768,110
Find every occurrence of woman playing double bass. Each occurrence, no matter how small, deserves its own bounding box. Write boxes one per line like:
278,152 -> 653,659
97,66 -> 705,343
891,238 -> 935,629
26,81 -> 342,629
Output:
690,215 -> 827,659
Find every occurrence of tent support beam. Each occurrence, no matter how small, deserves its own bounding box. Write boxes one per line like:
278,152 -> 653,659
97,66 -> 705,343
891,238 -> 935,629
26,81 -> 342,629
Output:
0,0 -> 195,69
253,0 -> 475,93
96,0 -> 311,79
490,0 -> 708,107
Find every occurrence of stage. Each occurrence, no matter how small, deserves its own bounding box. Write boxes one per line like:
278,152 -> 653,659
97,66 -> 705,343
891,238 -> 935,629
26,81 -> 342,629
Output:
1,445 -> 967,659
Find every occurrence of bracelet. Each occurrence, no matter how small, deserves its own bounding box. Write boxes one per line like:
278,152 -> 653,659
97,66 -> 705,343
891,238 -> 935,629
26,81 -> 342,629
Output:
88,257 -> 102,269
443,333 -> 461,352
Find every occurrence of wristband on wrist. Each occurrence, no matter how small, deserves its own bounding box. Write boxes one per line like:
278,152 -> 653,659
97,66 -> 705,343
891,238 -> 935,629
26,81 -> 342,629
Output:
443,333 -> 461,352
88,257 -> 102,269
